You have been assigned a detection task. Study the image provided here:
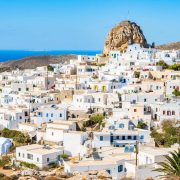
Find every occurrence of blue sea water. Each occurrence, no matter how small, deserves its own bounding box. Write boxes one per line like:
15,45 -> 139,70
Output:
0,50 -> 102,62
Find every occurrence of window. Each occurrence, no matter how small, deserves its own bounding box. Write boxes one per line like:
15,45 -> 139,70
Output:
47,158 -> 49,162
119,123 -> 124,129
51,113 -> 53,117
118,165 -> 123,172
18,153 -> 20,157
106,169 -> 111,174
140,135 -> 144,140
27,153 -> 33,160
134,109 -> 137,112
128,136 -> 132,140
60,113 -> 62,117
37,157 -> 39,162
100,136 -> 103,141
18,88 -> 21,91
116,136 -> 119,140
172,111 -> 175,115
134,136 -> 137,140
23,153 -> 24,158
52,132 -> 54,136
46,113 -> 48,117
167,111 -> 171,116
26,88 -> 29,91
163,111 -> 166,115
144,98 -> 147,102
122,136 -> 125,140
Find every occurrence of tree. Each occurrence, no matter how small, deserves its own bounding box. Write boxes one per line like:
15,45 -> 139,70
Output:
168,64 -> 180,71
156,60 -> 169,69
0,128 -> 31,145
47,65 -> 54,71
90,114 -> 105,127
151,120 -> 180,147
137,121 -> 147,129
172,89 -> 180,96
154,148 -> 180,179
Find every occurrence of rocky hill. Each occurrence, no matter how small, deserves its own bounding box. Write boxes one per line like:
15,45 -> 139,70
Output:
103,20 -> 148,56
156,42 -> 180,50
0,54 -> 77,71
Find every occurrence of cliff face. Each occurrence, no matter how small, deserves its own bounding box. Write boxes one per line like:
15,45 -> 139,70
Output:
103,20 -> 148,56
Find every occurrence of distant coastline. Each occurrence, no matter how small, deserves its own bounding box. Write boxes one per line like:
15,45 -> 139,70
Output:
0,50 -> 101,62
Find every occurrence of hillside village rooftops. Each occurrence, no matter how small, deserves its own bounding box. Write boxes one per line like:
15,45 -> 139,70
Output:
66,152 -> 132,167
49,121 -> 76,125
19,122 -> 37,127
16,144 -> 63,155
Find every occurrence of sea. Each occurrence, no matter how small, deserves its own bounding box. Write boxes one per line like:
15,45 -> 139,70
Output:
0,50 -> 102,62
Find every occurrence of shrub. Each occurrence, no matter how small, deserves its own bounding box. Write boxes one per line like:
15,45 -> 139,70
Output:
137,121 -> 147,129
0,128 -> 31,145
172,89 -> 180,96
168,64 -> 180,71
20,161 -> 37,169
151,120 -> 179,147
156,60 -> 169,69
0,156 -> 11,167
47,65 -> 54,71
60,154 -> 69,160
90,114 -> 105,126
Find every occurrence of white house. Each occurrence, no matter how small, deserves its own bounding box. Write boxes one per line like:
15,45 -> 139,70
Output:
16,144 -> 63,169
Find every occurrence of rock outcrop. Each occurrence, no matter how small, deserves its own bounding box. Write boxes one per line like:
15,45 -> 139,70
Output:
103,20 -> 148,56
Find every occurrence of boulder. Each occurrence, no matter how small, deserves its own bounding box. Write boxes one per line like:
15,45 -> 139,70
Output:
103,20 -> 148,56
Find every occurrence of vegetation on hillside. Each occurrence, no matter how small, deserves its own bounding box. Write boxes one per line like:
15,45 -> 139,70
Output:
20,161 -> 37,169
151,120 -> 180,147
0,156 -> 11,167
156,60 -> 169,69
156,60 -> 180,71
154,148 -> 180,179
0,128 -> 31,145
81,114 -> 105,131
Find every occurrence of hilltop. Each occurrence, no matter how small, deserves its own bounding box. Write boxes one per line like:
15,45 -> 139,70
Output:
0,54 -> 77,71
156,42 -> 180,50
103,20 -> 148,56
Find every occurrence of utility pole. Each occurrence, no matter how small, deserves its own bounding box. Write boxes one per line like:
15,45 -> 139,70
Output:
135,141 -> 139,167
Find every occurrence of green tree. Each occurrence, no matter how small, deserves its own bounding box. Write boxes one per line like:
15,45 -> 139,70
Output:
151,120 -> 180,147
47,65 -> 54,71
0,128 -> 31,145
90,114 -> 105,126
137,121 -> 147,129
172,89 -> 180,96
156,60 -> 169,69
168,64 -> 180,71
154,148 -> 180,178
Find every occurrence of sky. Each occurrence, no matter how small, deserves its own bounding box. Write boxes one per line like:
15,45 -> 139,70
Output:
0,0 -> 180,50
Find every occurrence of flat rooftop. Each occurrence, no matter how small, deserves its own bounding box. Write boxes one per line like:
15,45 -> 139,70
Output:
16,144 -> 63,155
